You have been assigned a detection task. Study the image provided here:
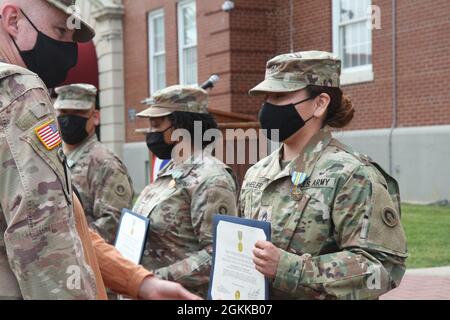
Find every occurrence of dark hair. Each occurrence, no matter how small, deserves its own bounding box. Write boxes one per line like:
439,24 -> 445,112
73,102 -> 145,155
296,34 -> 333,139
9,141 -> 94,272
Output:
168,111 -> 218,148
95,94 -> 100,111
306,85 -> 355,128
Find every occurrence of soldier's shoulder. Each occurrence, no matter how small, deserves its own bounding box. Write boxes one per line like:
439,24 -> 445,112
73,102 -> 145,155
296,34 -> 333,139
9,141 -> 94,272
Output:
321,138 -> 391,183
197,153 -> 228,173
0,62 -> 36,78
0,63 -> 43,88
320,140 -> 365,172
0,62 -> 45,106
195,154 -> 236,188
85,140 -> 115,160
89,140 -> 115,159
88,140 -> 127,171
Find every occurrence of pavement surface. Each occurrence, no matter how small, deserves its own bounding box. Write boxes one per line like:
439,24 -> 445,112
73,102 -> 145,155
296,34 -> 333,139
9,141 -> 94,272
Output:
380,266 -> 450,300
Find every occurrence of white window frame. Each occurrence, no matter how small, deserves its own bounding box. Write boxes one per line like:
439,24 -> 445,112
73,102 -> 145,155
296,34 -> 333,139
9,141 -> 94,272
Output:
177,0 -> 198,86
148,9 -> 166,94
332,0 -> 374,85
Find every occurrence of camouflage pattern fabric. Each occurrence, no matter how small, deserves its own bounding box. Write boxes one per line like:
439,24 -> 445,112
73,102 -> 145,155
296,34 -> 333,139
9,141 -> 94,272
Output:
0,62 -> 97,300
133,152 -> 238,298
67,134 -> 134,244
45,0 -> 95,43
249,51 -> 341,96
239,129 -> 408,300
137,85 -> 209,118
54,84 -> 97,111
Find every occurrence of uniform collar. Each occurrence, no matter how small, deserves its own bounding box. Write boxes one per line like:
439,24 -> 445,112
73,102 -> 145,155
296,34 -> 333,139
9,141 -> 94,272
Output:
258,145 -> 285,181
259,129 -> 332,182
66,134 -> 98,168
290,129 -> 332,179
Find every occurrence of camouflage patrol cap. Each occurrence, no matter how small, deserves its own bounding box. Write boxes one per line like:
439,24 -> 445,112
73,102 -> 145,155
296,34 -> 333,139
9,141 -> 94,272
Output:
249,51 -> 341,96
45,0 -> 95,42
137,85 -> 209,118
54,83 -> 97,110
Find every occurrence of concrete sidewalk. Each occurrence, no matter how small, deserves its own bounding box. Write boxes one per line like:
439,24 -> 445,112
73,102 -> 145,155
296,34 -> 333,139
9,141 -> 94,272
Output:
381,267 -> 450,300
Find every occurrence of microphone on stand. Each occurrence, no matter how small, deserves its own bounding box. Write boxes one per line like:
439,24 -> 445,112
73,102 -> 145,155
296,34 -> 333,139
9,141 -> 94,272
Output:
200,75 -> 220,90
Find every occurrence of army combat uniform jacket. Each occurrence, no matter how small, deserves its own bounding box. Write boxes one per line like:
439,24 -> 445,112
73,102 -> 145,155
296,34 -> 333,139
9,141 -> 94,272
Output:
240,130 -> 407,300
0,62 -> 97,299
67,134 -> 134,244
133,152 -> 238,298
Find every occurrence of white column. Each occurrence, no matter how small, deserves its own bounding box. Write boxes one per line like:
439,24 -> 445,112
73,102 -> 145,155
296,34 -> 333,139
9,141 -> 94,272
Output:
93,4 -> 126,158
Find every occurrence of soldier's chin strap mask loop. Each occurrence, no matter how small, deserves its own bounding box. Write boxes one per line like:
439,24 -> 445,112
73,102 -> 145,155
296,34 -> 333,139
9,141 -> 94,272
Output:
5,9 -> 78,89
259,96 -> 316,142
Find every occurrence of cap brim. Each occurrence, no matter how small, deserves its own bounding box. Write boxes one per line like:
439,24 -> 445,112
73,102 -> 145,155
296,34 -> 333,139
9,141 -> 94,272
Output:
46,1 -> 95,43
73,20 -> 96,43
136,106 -> 174,118
54,100 -> 93,111
249,79 -> 308,96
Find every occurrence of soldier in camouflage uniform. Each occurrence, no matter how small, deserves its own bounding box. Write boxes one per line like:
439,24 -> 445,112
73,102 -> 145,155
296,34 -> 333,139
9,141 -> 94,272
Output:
54,84 -> 134,244
240,51 -> 408,300
0,0 -> 98,299
134,85 -> 238,298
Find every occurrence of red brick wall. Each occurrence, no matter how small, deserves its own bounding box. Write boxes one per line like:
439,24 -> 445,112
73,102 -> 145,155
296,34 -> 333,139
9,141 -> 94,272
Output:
122,0 -> 450,143
123,0 -> 233,143
274,0 -> 393,131
396,0 -> 450,128
344,0 -> 394,130
123,0 -> 154,143
228,0 -> 277,116
280,0 -> 450,130
197,0 -> 233,114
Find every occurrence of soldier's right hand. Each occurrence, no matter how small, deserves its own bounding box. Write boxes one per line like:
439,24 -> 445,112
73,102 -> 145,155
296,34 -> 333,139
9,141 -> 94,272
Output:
137,276 -> 203,300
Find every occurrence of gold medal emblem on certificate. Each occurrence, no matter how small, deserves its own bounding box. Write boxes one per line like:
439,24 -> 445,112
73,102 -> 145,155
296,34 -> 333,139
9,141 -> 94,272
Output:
237,230 -> 243,252
130,219 -> 136,236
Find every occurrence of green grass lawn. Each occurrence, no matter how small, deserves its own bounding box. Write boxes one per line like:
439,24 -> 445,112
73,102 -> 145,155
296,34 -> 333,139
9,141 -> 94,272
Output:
402,204 -> 450,269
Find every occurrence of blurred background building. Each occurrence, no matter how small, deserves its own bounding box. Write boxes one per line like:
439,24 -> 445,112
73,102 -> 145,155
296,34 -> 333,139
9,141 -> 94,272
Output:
70,0 -> 450,204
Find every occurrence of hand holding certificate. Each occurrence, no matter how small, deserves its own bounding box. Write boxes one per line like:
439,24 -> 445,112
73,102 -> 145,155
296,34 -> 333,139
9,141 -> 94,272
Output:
208,215 -> 271,300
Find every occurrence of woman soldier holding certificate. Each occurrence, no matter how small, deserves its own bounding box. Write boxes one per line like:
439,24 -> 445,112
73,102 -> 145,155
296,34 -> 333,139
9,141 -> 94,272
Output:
239,51 -> 408,300
133,85 -> 238,298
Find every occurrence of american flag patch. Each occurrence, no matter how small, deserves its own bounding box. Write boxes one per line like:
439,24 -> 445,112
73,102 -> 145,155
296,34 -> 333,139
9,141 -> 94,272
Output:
35,120 -> 62,150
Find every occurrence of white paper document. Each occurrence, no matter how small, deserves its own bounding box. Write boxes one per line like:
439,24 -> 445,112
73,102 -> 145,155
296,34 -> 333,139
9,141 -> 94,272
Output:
114,209 -> 150,265
209,216 -> 271,300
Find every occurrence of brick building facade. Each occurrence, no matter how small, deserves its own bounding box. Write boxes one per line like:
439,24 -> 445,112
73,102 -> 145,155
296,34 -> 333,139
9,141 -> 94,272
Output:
81,0 -> 449,202
123,0 -> 450,135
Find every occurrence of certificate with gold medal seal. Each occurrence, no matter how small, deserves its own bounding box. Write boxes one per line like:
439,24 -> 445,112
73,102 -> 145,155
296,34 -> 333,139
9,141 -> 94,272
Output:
208,215 -> 271,300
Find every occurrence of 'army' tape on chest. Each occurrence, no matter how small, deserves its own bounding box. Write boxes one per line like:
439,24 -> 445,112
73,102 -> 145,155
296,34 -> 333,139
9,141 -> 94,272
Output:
302,177 -> 336,189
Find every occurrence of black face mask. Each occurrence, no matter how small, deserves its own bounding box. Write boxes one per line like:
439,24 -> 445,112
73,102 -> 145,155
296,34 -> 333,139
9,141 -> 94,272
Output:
146,126 -> 175,160
57,115 -> 89,145
259,97 -> 315,142
7,10 -> 78,88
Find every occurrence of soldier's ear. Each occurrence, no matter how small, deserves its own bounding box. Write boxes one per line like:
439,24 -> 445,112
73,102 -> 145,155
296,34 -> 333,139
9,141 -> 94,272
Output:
93,110 -> 100,127
313,93 -> 330,119
1,5 -> 20,37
